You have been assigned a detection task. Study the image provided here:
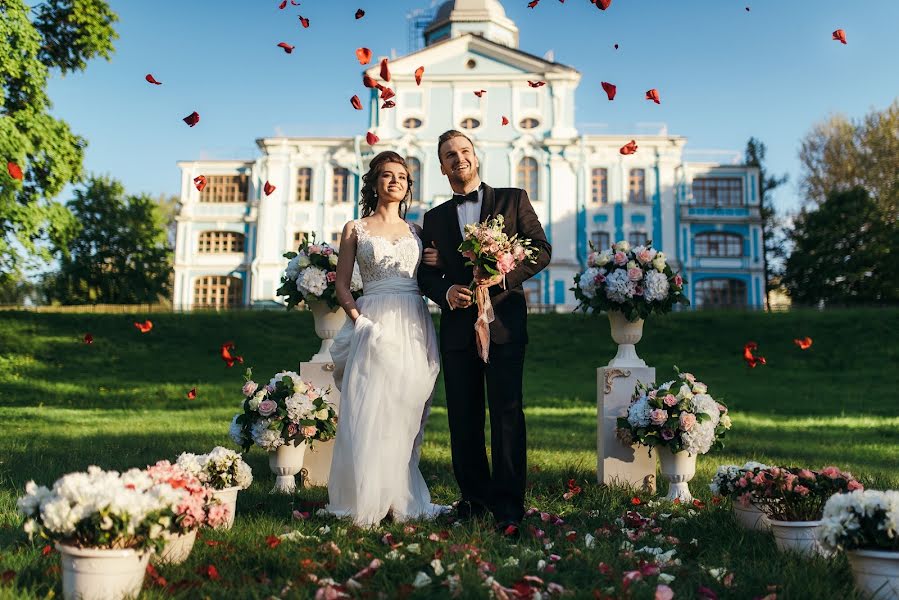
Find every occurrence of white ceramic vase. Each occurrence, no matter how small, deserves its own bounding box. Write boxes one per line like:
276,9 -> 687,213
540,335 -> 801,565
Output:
211,485 -> 241,530
56,543 -> 151,600
308,300 -> 347,363
657,448 -> 696,502
768,519 -> 826,556
607,311 -> 647,367
847,549 -> 899,600
732,502 -> 769,531
269,441 -> 308,494
155,529 -> 197,565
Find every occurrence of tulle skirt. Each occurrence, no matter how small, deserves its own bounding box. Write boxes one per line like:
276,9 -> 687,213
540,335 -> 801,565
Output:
326,277 -> 445,527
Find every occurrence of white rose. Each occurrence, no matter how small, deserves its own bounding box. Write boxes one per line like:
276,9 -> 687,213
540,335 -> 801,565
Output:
678,383 -> 693,399
615,240 -> 631,253
314,408 -> 330,420
329,254 -> 338,267
596,251 -> 612,267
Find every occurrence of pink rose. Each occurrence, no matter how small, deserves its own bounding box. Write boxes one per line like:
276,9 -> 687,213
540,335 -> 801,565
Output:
679,412 -> 697,431
649,409 -> 668,426
674,274 -> 683,287
848,480 -> 864,491
302,425 -> 318,438
326,271 -> 337,283
242,381 -> 258,396
794,484 -> 810,496
821,466 -> 842,479
308,244 -> 321,254
497,252 -> 515,274
614,251 -> 628,266
798,469 -> 815,480
637,249 -> 654,264
258,399 -> 278,416
663,394 -> 678,407
286,423 -> 298,437
682,372 -> 696,384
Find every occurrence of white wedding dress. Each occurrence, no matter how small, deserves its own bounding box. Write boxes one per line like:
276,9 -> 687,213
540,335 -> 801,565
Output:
326,219 -> 445,527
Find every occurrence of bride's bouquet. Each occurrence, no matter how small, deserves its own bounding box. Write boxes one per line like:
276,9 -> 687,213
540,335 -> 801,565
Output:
277,232 -> 362,310
229,369 -> 338,452
572,240 -> 688,322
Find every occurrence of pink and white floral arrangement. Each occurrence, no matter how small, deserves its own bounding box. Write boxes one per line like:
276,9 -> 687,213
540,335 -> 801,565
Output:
277,233 -> 362,310
735,465 -> 864,522
572,240 -> 689,322
176,446 -> 253,491
616,369 -> 732,455
229,369 -> 338,452
145,460 -> 230,533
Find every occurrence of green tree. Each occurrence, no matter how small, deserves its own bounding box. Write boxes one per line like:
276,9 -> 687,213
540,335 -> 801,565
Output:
46,176 -> 173,304
0,0 -> 118,279
782,187 -> 898,305
744,137 -> 788,308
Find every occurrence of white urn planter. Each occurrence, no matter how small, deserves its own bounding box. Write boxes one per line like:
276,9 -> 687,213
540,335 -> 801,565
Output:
657,448 -> 696,502
768,519 -> 826,556
269,442 -> 307,494
607,311 -> 647,368
847,549 -> 899,600
56,543 -> 151,600
211,485 -> 241,530
308,300 -> 347,363
155,529 -> 197,565
733,502 -> 769,531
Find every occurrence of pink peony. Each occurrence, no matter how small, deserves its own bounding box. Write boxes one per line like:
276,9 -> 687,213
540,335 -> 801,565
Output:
613,251 -> 628,266
627,267 -> 643,282
663,394 -> 678,407
678,412 -> 696,431
302,425 -> 318,438
794,484 -> 810,496
242,381 -> 258,396
649,409 -> 669,426
497,252 -> 515,274
258,399 -> 278,416
326,271 -> 337,283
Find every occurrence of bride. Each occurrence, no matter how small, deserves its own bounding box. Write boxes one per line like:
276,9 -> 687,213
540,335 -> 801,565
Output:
326,150 -> 446,527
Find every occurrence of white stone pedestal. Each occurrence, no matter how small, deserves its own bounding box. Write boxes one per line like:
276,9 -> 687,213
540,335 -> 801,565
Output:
298,361 -> 341,487
597,366 -> 656,493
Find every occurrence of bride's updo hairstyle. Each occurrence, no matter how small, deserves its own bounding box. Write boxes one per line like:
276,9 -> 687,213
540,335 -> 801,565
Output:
359,151 -> 413,219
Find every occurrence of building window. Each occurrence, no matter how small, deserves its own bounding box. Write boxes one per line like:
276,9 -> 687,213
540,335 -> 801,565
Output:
296,168 -> 312,202
292,231 -> 307,250
460,117 -> 481,130
628,231 -> 649,247
694,232 -> 743,257
628,169 -> 646,204
332,167 -> 350,203
517,157 -> 539,201
406,156 -> 421,203
693,178 -> 743,207
402,117 -> 423,129
201,175 -> 247,203
695,278 -> 747,307
591,168 -> 608,204
519,117 -> 540,130
193,275 -> 243,309
523,279 -> 541,305
590,231 -> 610,251
330,232 -> 340,245
198,231 -> 245,253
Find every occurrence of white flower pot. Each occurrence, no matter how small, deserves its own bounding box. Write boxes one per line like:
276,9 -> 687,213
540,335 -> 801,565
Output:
607,311 -> 647,367
211,485 -> 241,530
768,519 -> 826,556
733,502 -> 769,531
56,543 -> 151,600
269,441 -> 307,494
657,448 -> 696,502
155,529 -> 197,565
847,549 -> 899,600
308,300 -> 347,363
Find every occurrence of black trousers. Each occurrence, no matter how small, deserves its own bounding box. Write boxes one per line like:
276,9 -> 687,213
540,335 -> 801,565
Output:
442,341 -> 527,523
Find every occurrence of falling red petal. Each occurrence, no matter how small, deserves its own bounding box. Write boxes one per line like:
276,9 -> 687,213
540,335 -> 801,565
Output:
202,565 -> 220,581
278,0 -> 287,8
356,47 -> 372,65
298,16 -> 310,28
264,181 -> 276,196
366,132 -> 379,146
832,29 -> 847,44
187,388 -> 197,400
220,342 -> 244,368
596,0 -> 612,9
145,74 -> 162,85
601,81 -> 616,101
474,89 -> 486,97
630,496 -> 641,505
619,140 -> 638,155
266,535 -> 281,549
380,58 -> 391,82
362,74 -> 378,88
83,333 -> 93,344
794,336 -> 813,350
355,9 -> 365,19
42,545 -> 53,556
277,42 -> 295,54
7,162 -> 22,180
501,116 -> 509,126
743,341 -> 767,368
194,175 -> 207,192
414,65 -> 424,86
645,88 -> 660,104
183,111 -> 200,127
134,320 -> 153,333
381,100 -> 395,109
527,80 -> 546,88
380,87 -> 395,100
350,95 -> 363,110
528,0 -> 540,7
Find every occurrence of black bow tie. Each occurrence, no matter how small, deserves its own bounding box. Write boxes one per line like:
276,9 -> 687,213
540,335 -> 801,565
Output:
452,189 -> 479,205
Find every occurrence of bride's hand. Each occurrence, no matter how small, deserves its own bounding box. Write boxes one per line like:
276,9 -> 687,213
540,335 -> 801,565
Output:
422,241 -> 443,268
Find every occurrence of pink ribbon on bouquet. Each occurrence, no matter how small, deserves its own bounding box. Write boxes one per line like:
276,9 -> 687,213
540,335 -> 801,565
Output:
474,285 -> 495,363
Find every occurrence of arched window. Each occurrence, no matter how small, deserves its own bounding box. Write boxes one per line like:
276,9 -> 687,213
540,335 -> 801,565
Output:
694,232 -> 743,257
591,168 -> 608,204
406,156 -> 421,203
296,168 -> 312,202
517,157 -> 539,201
519,117 -> 540,130
193,275 -> 243,309
402,117 -> 423,129
198,231 -> 245,253
460,117 -> 481,130
694,279 -> 747,307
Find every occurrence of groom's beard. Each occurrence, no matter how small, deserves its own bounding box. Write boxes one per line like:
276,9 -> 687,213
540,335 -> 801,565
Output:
447,163 -> 477,189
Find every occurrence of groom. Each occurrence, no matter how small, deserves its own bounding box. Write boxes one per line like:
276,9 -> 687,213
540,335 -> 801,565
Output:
418,130 -> 551,535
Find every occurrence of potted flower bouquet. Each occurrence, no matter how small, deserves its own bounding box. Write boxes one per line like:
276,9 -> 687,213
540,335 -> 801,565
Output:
738,465 -> 864,556
820,489 -> 899,599
16,466 -> 176,600
616,369 -> 731,502
230,369 -> 338,494
176,447 -> 253,530
709,461 -> 771,530
276,233 -> 363,362
572,240 -> 688,367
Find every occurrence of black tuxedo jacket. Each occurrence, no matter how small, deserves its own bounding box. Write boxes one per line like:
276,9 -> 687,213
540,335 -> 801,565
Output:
417,184 -> 552,351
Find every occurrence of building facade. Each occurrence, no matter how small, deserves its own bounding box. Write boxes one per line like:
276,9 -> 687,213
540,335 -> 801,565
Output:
173,0 -> 765,311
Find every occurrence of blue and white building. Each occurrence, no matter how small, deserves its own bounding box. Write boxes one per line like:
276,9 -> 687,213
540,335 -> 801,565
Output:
173,0 -> 765,310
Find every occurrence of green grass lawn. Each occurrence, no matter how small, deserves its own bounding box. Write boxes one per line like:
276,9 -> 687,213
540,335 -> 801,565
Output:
0,308 -> 897,599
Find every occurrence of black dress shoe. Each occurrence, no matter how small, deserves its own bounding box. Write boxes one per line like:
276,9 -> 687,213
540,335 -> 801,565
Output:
495,520 -> 521,540
452,499 -> 489,520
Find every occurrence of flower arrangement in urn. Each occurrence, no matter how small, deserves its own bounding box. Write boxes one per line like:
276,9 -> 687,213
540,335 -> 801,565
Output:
572,240 -> 689,321
229,369 -> 338,452
277,233 -> 362,310
737,465 -> 864,522
176,446 -> 253,492
819,489 -> 899,552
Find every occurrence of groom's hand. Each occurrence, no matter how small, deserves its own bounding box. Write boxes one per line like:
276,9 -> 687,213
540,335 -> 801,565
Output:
447,285 -> 474,310
422,241 -> 443,268
474,266 -> 503,288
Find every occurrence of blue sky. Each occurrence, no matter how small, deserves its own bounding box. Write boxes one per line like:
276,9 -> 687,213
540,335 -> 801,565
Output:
45,0 -> 899,215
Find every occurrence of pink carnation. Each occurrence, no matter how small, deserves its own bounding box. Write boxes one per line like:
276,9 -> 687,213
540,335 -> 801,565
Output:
678,412 -> 697,431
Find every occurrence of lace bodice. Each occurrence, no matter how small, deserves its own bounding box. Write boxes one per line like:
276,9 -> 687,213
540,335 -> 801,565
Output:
354,220 -> 422,284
